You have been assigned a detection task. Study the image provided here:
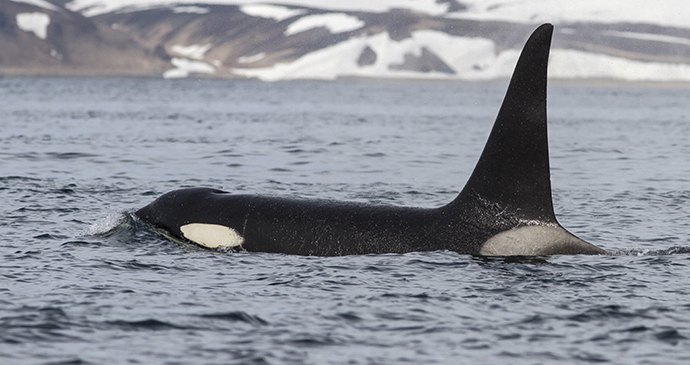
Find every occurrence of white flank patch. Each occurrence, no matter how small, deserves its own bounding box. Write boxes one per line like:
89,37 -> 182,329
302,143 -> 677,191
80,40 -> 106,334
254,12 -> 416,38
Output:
237,52 -> 266,64
180,223 -> 244,248
172,6 -> 210,14
16,12 -> 50,40
170,43 -> 211,60
480,225 -> 598,256
240,4 -> 307,21
11,0 -> 60,12
285,13 -> 364,36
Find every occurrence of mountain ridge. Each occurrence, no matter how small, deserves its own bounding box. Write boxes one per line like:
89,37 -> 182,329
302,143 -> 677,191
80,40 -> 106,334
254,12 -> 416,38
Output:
3,0 -> 690,81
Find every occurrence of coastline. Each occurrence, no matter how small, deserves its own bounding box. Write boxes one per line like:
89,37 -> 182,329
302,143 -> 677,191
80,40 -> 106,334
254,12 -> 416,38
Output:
3,71 -> 690,89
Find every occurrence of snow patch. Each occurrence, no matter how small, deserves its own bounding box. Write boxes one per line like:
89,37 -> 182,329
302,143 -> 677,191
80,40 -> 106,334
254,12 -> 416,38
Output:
234,31 -> 501,81
233,29 -> 690,82
66,0 -> 448,17
170,43 -> 211,59
603,31 -> 690,47
163,57 -> 215,78
238,52 -> 266,64
51,49 -> 63,60
452,0 -> 690,29
549,49 -> 690,81
240,4 -> 306,21
11,0 -> 61,12
16,12 -> 50,40
61,0 -> 690,28
286,13 -> 364,36
173,6 -> 210,14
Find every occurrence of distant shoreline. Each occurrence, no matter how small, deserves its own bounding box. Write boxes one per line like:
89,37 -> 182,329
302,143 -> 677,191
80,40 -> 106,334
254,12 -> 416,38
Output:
2,72 -> 690,89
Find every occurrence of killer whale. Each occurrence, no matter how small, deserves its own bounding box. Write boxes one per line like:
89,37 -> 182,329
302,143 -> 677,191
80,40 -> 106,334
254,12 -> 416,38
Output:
135,24 -> 607,256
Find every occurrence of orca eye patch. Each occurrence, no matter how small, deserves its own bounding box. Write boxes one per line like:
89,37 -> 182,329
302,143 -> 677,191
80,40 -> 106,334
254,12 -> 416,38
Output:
180,223 -> 244,248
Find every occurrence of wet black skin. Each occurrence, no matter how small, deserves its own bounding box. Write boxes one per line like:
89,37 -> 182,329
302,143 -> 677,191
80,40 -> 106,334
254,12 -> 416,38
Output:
136,24 -> 607,256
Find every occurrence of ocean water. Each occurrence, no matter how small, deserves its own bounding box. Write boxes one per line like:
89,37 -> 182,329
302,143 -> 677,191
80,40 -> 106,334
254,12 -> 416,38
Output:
1,77 -> 690,364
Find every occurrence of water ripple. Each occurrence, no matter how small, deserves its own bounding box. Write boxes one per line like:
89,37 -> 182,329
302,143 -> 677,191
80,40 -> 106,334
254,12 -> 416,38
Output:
4,79 -> 690,364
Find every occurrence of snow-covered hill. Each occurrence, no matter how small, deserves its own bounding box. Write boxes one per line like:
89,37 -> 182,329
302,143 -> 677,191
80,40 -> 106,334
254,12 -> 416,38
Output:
4,0 -> 690,82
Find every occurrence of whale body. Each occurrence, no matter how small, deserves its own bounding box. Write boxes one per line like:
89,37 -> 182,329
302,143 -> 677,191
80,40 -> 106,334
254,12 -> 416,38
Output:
135,24 -> 607,256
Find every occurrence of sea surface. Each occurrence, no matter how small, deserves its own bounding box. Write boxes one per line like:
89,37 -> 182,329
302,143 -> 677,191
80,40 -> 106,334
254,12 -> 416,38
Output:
2,77 -> 690,364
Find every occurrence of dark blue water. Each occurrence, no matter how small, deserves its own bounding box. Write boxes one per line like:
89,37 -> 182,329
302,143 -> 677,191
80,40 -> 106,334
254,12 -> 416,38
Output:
2,78 -> 690,364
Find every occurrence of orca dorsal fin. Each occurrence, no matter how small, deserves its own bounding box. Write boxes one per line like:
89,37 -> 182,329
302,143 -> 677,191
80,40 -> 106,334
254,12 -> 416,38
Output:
454,23 -> 556,223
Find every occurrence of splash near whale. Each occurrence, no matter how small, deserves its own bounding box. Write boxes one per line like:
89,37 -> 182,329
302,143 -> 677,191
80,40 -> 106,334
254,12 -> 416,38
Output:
135,24 -> 607,256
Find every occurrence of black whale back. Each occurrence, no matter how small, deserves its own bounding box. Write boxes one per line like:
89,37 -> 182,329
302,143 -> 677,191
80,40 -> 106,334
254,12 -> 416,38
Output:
135,24 -> 606,256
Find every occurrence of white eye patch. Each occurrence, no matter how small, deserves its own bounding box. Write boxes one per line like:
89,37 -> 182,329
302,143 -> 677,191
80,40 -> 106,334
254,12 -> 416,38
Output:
180,223 -> 245,248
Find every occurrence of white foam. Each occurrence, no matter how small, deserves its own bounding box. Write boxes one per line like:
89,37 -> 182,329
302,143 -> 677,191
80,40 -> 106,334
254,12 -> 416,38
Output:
285,13 -> 364,36
83,211 -> 127,236
16,12 -> 51,40
170,43 -> 211,60
163,57 -> 215,78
